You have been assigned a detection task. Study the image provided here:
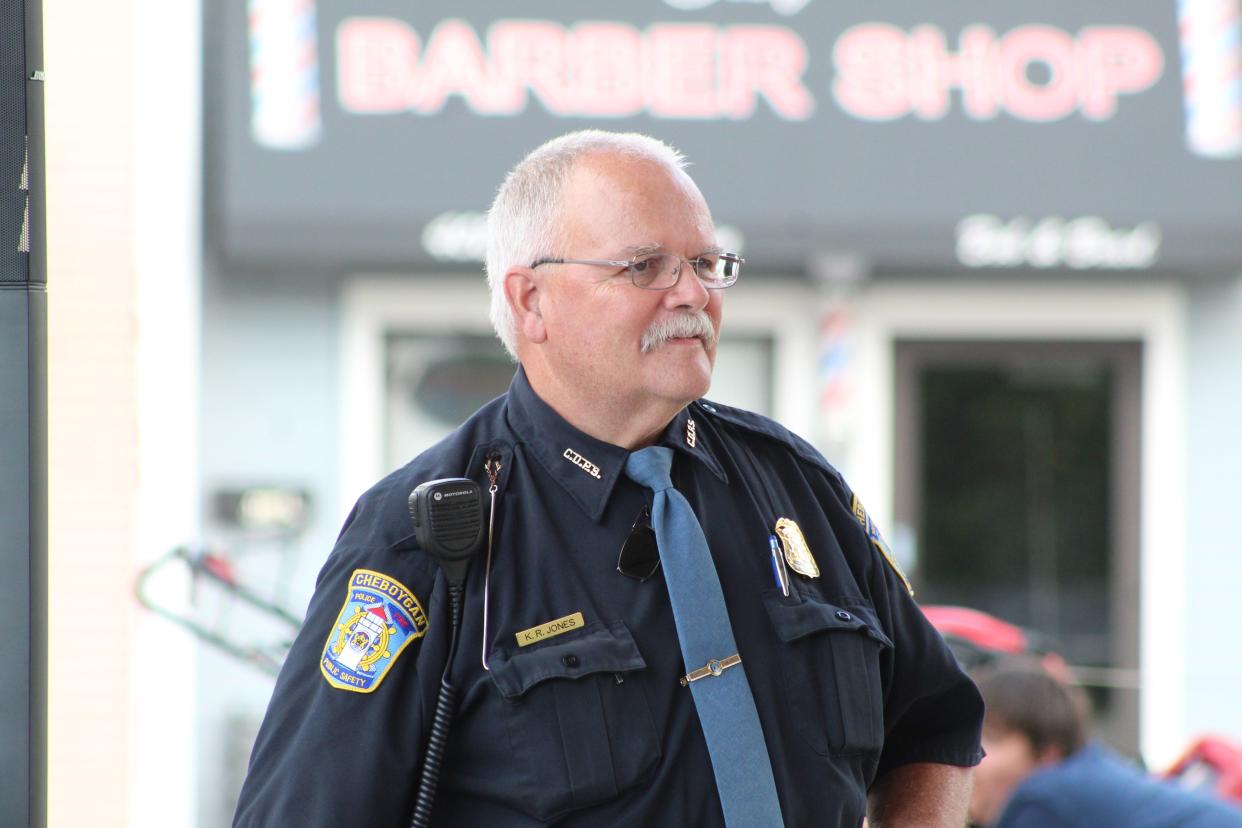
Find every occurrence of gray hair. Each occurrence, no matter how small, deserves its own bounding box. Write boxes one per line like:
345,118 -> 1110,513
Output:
485,130 -> 689,360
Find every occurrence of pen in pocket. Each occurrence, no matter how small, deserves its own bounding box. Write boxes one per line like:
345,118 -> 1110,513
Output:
769,534 -> 789,597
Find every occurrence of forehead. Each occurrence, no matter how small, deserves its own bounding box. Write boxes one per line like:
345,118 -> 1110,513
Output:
558,152 -> 715,253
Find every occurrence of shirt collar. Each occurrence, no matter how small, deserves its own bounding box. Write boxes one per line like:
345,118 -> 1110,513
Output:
505,368 -> 728,522
658,403 -> 728,486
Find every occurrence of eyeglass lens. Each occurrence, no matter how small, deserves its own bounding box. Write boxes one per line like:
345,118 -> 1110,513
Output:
631,254 -> 739,289
617,503 -> 660,582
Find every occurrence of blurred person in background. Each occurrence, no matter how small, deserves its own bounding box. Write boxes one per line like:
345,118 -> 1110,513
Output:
232,129 -> 985,827
971,662 -> 1242,828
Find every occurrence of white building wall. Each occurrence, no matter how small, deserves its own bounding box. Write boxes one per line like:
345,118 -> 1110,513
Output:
131,0 -> 202,823
1184,273 -> 1242,745
44,0 -> 201,825
45,10 -> 137,818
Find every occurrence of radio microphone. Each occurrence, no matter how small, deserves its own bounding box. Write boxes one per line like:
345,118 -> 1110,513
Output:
408,478 -> 484,587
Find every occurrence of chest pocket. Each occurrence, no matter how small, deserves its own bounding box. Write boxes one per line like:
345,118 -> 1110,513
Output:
488,620 -> 660,821
763,590 -> 892,759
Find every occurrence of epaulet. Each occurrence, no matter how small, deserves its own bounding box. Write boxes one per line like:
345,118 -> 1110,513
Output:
691,398 -> 838,479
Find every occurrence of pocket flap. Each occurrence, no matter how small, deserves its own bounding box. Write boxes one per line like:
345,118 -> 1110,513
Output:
763,590 -> 893,650
489,620 -> 647,699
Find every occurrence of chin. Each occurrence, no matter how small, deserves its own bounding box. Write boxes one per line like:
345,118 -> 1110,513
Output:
655,364 -> 713,406
637,343 -> 713,402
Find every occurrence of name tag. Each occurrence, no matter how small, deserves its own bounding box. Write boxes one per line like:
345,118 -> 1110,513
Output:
516,612 -> 585,647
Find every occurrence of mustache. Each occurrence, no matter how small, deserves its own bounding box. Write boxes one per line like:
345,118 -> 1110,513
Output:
640,311 -> 719,353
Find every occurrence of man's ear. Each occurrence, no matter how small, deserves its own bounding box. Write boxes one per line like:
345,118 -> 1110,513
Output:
1033,744 -> 1067,768
504,266 -> 547,345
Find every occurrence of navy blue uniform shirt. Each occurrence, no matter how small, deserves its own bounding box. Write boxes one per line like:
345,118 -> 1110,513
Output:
234,368 -> 983,827
995,744 -> 1242,828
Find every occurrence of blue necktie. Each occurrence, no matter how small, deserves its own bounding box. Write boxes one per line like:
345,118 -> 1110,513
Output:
625,446 -> 783,827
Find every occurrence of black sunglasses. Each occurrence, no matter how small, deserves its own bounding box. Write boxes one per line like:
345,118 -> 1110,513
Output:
617,504 -> 660,582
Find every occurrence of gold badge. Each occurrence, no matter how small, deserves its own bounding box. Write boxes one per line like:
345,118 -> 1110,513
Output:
774,517 -> 819,578
851,494 -> 914,597
686,418 -> 697,448
515,611 -> 585,647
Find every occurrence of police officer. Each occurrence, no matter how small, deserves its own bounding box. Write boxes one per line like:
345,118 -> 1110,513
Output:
233,130 -> 984,827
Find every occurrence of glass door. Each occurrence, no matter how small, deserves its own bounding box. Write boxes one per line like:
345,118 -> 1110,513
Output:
894,340 -> 1142,754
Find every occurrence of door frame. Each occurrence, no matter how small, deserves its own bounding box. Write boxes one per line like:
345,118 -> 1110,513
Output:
894,338 -> 1142,753
851,278 -> 1186,766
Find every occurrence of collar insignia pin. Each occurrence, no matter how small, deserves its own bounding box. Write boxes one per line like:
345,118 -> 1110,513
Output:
562,448 -> 602,479
774,517 -> 820,578
686,418 -> 697,448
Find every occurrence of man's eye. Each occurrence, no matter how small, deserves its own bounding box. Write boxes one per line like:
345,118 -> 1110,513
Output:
631,258 -> 654,273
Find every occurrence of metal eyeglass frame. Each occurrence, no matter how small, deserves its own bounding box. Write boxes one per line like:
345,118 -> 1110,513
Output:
530,252 -> 744,290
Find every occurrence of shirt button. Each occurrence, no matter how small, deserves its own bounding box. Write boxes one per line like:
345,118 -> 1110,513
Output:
562,654 -> 579,668
701,403 -> 716,413
835,610 -> 852,622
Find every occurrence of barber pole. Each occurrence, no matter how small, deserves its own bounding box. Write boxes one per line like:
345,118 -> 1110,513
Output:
817,307 -> 854,416
1179,0 -> 1242,158
248,0 -> 323,150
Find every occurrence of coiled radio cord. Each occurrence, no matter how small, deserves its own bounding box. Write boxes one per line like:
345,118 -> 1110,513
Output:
409,582 -> 464,828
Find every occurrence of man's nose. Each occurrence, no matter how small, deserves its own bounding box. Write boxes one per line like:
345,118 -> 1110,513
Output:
663,259 -> 711,310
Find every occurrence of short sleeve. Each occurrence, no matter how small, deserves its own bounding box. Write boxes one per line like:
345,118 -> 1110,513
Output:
826,476 -> 985,777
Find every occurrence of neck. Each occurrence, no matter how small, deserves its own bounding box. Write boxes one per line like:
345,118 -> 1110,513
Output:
522,363 -> 682,450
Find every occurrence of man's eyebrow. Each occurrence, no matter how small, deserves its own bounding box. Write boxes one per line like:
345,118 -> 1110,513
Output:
619,243 -> 725,257
621,243 -> 663,257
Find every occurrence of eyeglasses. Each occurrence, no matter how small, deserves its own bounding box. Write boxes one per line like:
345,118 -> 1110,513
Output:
617,504 -> 661,582
531,252 -> 743,290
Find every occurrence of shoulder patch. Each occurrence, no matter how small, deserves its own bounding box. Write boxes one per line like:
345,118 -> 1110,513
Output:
321,569 -> 428,693
850,495 -> 915,597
